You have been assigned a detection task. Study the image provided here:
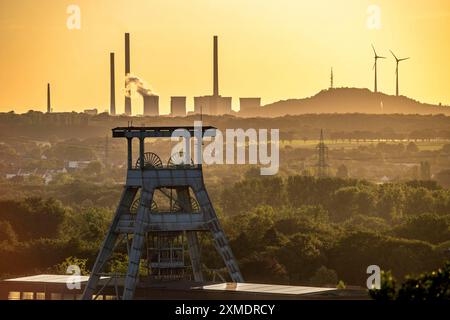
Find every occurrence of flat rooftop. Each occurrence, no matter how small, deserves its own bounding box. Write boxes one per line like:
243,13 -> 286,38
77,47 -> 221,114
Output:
0,275 -> 369,300
200,282 -> 336,296
3,274 -> 107,284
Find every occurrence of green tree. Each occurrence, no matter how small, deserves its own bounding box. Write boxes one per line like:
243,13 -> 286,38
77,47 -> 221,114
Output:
309,266 -> 338,287
0,220 -> 17,246
83,161 -> 103,175
394,213 -> 450,244
55,256 -> 89,275
272,233 -> 325,283
370,261 -> 450,301
406,142 -> 419,153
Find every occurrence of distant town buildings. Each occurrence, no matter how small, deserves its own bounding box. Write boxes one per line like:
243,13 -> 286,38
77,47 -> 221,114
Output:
4,160 -> 96,184
67,160 -> 91,171
5,168 -> 68,184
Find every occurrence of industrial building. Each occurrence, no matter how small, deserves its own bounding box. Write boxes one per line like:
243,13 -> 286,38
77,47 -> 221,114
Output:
170,96 -> 187,116
143,94 -> 159,116
83,108 -> 98,115
194,95 -> 232,115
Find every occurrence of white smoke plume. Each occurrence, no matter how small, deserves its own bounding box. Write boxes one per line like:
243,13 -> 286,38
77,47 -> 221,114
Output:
125,74 -> 156,97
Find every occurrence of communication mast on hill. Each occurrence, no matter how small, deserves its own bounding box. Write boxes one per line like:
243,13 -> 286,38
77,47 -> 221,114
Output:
82,126 -> 243,300
315,129 -> 329,177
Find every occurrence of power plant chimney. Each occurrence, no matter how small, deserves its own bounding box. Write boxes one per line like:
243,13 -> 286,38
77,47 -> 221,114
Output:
47,83 -> 51,113
213,35 -> 219,97
110,52 -> 116,115
124,33 -> 131,115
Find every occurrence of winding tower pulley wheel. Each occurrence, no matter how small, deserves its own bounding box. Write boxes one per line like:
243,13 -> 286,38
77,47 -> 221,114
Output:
130,197 -> 158,214
171,196 -> 200,213
135,152 -> 163,169
167,152 -> 194,168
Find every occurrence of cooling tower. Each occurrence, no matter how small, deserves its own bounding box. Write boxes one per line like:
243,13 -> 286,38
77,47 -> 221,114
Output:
143,95 -> 159,116
170,96 -> 186,117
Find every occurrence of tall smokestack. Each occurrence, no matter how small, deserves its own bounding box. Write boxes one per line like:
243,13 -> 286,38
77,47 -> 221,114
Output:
124,33 -> 131,115
47,83 -> 51,113
110,52 -> 116,115
213,35 -> 219,97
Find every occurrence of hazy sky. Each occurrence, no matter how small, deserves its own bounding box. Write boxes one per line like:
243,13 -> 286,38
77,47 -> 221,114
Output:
1,0 -> 450,114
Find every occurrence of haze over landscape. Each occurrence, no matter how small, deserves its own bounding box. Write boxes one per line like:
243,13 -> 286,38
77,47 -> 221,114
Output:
1,0 -> 450,304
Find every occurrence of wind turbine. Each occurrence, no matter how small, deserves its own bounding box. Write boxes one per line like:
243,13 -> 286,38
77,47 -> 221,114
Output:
390,50 -> 410,96
372,45 -> 386,93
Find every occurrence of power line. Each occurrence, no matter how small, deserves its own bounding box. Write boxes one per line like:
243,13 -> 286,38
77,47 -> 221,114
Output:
315,129 -> 329,177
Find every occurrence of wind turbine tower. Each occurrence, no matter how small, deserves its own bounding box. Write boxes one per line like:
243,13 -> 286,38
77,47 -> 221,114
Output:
372,45 -> 386,93
390,50 -> 410,96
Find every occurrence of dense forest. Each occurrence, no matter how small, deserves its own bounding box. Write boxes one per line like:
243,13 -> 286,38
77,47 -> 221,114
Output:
0,113 -> 449,293
1,175 -> 449,288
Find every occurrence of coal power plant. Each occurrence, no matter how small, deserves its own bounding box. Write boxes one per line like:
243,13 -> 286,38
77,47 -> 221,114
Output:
194,35 -> 232,115
106,33 -> 260,116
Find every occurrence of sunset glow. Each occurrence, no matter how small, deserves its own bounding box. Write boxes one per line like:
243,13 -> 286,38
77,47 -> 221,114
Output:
1,0 -> 450,114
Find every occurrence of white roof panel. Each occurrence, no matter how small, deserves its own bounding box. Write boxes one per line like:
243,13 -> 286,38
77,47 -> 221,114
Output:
4,274 -> 108,284
201,283 -> 337,295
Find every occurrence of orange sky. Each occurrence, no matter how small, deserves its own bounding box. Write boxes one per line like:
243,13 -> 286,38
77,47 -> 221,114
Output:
1,0 -> 450,114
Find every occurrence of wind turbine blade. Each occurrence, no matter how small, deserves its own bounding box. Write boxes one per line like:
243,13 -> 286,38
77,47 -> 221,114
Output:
399,57 -> 410,61
379,56 -> 387,59
390,50 -> 399,61
371,44 -> 377,56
